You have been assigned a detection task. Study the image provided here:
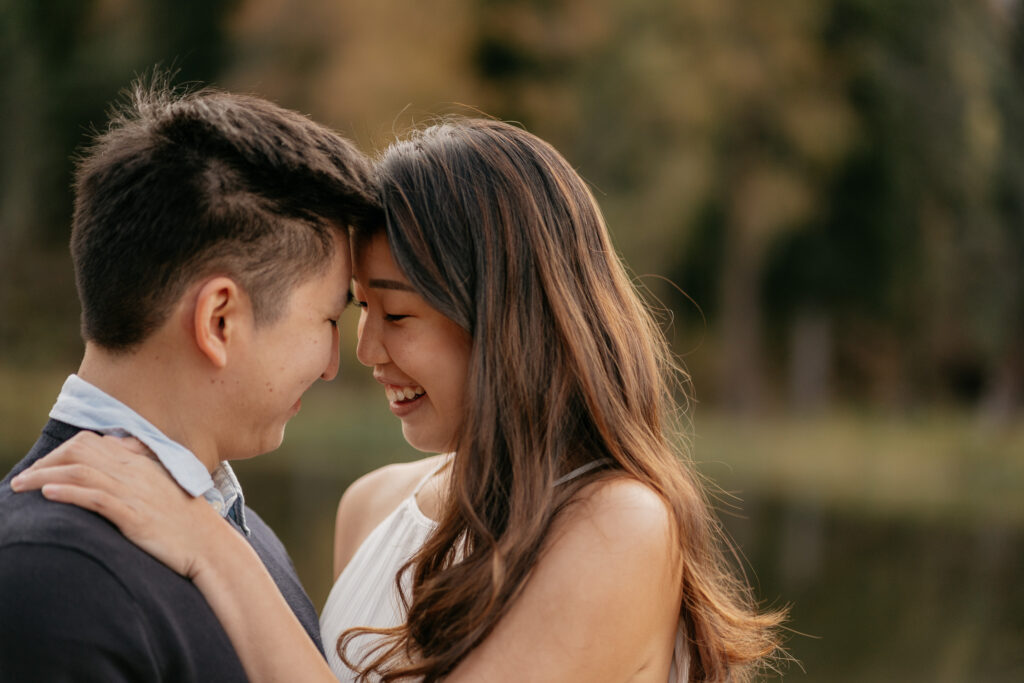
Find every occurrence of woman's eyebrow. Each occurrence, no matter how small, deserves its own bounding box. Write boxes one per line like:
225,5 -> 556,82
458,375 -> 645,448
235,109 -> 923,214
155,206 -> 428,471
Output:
368,278 -> 416,292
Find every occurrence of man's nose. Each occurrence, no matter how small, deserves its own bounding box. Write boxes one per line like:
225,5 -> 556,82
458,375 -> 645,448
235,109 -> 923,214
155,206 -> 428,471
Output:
321,326 -> 341,380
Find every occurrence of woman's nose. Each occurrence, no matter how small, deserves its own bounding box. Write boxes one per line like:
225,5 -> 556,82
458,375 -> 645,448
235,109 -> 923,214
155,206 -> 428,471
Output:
355,311 -> 388,368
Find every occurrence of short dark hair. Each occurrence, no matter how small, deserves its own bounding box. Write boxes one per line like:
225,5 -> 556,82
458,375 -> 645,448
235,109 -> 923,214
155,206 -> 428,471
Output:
71,78 -> 380,351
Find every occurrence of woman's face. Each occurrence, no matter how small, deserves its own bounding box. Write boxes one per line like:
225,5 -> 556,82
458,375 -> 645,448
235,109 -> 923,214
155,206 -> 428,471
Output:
352,235 -> 472,453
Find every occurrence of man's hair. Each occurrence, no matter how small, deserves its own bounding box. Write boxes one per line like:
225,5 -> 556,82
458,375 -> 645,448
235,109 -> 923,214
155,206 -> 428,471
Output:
71,78 -> 380,351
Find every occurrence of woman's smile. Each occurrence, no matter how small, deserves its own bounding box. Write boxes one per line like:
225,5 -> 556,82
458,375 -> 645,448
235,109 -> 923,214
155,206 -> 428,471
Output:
384,384 -> 427,416
384,384 -> 425,403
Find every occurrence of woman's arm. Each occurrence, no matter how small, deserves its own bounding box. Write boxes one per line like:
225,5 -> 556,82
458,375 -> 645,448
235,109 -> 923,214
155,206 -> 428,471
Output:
446,478 -> 684,683
10,432 -> 337,683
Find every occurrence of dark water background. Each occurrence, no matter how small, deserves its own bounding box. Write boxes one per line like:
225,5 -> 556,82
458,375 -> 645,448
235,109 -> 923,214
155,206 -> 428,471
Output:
4,377 -> 1022,682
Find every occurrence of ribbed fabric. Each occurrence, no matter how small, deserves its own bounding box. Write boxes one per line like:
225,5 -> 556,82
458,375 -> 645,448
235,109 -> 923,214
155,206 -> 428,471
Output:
319,459 -> 689,681
320,477 -> 437,679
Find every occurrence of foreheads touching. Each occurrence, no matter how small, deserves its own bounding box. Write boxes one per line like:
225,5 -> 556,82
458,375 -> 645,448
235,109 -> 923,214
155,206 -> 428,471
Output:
71,78 -> 379,352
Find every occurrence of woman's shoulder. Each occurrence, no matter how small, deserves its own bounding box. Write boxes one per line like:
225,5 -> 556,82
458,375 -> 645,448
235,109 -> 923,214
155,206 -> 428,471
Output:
542,476 -> 683,628
557,476 -> 678,561
332,454 -> 447,579
526,475 -> 682,621
448,476 -> 684,681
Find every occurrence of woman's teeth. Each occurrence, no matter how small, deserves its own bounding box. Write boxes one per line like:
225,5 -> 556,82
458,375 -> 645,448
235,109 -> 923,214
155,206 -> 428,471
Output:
386,386 -> 425,402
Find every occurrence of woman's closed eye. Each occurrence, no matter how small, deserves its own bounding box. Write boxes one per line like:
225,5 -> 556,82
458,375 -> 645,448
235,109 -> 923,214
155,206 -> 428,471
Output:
354,299 -> 408,322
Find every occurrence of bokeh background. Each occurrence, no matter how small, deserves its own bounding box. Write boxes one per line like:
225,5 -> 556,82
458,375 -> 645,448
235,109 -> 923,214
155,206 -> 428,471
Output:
2,1 -> 1023,680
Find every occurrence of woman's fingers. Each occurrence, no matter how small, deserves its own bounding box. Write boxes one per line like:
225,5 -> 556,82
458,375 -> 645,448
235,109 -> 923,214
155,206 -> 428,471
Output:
11,461 -> 121,494
12,445 -> 188,512
39,482 -> 139,530
17,431 -> 129,473
11,461 -> 146,537
9,429 -> 223,580
110,435 -> 153,458
12,431 -> 167,491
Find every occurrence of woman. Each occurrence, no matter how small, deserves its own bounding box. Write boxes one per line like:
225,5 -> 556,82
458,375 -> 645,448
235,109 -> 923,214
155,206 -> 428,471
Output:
14,118 -> 784,681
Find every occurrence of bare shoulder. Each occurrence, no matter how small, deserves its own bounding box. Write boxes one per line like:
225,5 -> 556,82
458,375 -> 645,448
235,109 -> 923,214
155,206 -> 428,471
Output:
526,475 -> 683,617
542,479 -> 683,634
556,477 -> 677,556
448,477 -> 683,681
332,454 -> 447,579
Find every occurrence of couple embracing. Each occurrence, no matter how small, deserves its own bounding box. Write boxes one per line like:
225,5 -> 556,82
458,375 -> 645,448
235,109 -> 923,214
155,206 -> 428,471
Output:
1,80 -> 783,682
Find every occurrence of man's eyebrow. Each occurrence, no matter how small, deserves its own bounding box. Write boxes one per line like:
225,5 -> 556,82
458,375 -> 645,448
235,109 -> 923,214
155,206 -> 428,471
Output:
368,278 -> 416,292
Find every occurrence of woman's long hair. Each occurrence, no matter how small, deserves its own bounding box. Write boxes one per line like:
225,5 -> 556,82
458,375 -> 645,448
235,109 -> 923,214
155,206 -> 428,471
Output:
342,118 -> 785,681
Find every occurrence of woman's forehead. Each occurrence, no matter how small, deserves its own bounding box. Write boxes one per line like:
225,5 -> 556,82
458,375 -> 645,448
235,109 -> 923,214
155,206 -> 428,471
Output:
351,234 -> 413,290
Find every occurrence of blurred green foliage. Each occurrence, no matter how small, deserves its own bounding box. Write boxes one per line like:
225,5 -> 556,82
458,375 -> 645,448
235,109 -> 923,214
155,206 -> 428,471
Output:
1,0 -> 1022,418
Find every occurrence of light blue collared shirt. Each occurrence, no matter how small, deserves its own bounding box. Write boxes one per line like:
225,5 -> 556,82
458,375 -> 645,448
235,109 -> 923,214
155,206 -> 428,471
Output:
49,374 -> 250,535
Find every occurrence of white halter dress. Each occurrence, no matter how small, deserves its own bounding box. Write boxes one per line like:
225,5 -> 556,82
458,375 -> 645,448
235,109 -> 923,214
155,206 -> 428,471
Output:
319,459 -> 689,681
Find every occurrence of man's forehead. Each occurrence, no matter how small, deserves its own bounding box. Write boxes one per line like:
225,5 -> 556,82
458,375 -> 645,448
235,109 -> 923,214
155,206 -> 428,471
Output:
302,234 -> 352,308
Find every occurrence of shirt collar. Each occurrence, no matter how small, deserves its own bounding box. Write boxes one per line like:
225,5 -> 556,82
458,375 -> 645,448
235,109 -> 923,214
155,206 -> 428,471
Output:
209,460 -> 250,534
49,374 -> 248,533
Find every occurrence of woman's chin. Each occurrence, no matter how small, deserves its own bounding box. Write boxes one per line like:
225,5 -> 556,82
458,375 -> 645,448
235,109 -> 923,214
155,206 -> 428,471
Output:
401,426 -> 454,455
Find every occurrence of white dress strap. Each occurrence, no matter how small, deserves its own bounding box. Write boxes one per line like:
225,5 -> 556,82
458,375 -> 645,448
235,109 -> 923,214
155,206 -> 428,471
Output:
553,457 -> 612,486
412,453 -> 454,496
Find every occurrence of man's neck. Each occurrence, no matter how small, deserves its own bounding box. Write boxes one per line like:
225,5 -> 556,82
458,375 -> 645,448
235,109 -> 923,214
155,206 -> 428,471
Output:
77,343 -> 221,472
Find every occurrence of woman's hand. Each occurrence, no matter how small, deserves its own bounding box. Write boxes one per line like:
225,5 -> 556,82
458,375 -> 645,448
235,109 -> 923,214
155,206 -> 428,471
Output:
9,431 -> 226,579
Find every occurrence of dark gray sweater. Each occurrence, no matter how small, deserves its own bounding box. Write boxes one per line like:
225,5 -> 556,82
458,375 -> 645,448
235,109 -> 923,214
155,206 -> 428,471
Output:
0,420 -> 323,682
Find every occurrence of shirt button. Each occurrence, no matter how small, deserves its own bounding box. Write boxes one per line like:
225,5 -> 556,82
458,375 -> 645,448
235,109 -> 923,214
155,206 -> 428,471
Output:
212,500 -> 224,513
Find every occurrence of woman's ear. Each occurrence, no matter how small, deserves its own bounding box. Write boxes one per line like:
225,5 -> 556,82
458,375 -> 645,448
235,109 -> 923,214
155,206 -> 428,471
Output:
192,276 -> 250,368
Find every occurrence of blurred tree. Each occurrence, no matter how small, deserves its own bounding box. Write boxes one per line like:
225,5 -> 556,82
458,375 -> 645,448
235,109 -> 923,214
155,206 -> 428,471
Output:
780,0 -> 1024,415
466,0 -> 1024,417
982,0 -> 1024,420
469,0 -> 855,411
0,0 -> 236,364
220,0 -> 482,150
3,0 -> 1020,415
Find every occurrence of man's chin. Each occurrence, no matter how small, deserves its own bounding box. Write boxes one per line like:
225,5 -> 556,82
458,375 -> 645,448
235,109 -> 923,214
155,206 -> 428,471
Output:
226,427 -> 287,461
264,425 -> 288,455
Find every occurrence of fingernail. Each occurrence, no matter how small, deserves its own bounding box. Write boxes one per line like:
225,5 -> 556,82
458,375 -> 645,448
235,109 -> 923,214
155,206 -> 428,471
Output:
10,475 -> 24,491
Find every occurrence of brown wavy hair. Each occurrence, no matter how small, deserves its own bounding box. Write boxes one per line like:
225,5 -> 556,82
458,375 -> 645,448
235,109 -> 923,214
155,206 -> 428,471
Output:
343,118 -> 785,681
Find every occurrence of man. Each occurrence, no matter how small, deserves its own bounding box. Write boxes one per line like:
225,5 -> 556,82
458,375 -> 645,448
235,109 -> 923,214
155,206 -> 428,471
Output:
0,80 -> 378,680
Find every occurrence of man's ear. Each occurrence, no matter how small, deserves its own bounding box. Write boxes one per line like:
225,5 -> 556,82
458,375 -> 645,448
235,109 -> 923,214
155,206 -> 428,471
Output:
192,276 -> 250,368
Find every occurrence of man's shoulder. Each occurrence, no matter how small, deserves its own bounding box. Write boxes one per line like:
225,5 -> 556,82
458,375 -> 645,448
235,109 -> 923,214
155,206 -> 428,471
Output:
0,420 -> 199,595
0,445 -> 246,679
0,422 -> 251,679
4,419 -> 80,474
0,471 -> 182,590
0,421 -> 113,553
0,507 -> 245,680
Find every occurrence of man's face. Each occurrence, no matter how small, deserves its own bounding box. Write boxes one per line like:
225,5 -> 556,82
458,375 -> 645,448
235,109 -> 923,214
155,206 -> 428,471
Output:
221,231 -> 351,460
